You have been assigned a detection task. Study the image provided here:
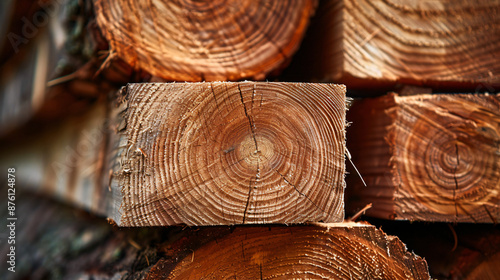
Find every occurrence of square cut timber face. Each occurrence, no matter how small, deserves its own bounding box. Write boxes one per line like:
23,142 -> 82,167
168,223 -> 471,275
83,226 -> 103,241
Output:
108,82 -> 346,226
347,93 -> 500,223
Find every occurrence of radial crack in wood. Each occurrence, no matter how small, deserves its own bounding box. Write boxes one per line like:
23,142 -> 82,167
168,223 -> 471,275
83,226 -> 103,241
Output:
94,0 -> 318,81
145,223 -> 431,279
0,97 -> 114,216
109,82 -> 346,226
376,221 -> 500,279
346,93 -> 500,223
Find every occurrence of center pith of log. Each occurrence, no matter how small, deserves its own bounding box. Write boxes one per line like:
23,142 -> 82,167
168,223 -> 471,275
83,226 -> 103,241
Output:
94,0 -> 318,81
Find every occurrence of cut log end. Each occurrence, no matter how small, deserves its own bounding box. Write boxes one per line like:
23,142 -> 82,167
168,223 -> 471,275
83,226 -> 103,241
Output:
285,0 -> 500,89
110,82 -> 346,226
347,93 -> 500,223
391,94 -> 500,222
145,223 -> 430,280
94,0 -> 318,81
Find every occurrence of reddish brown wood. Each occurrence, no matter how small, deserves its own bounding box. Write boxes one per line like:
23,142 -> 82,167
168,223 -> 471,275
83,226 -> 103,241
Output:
375,221 -> 500,280
285,0 -> 500,90
145,223 -> 430,280
0,191 -> 431,280
347,93 -> 500,222
109,82 -> 346,226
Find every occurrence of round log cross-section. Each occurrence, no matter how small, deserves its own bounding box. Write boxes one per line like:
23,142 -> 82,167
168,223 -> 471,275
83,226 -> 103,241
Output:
110,82 -> 346,226
94,0 -> 317,81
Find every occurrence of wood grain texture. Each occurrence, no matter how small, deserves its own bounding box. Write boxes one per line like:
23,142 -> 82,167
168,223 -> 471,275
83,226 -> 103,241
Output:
286,0 -> 500,88
346,93 -> 500,222
0,192 -> 150,280
109,82 -> 346,226
0,98 -> 116,216
0,0 -> 52,66
146,223 -> 430,280
94,0 -> 317,81
378,222 -> 500,280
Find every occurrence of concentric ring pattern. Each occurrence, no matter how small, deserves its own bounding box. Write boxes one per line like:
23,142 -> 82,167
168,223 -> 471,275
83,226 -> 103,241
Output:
159,225 -> 428,279
392,94 -> 500,222
94,0 -> 317,81
117,82 -> 345,226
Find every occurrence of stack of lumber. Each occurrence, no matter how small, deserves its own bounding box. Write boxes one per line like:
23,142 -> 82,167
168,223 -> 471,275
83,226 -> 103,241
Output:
1,0 -> 499,278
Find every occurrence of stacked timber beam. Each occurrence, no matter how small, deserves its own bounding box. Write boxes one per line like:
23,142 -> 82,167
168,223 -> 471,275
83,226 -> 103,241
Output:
0,192 -> 429,279
5,0 -> 500,278
372,221 -> 500,279
285,0 -> 500,89
0,80 -> 432,277
150,223 -> 430,279
3,82 -> 347,226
